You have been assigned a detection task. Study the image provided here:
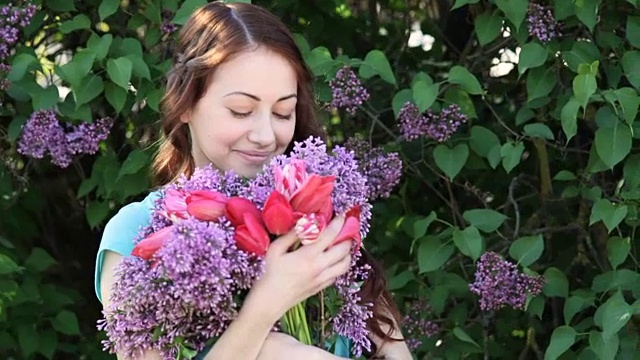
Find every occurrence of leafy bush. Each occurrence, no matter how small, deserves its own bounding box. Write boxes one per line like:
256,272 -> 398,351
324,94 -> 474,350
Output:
1,0 -> 639,358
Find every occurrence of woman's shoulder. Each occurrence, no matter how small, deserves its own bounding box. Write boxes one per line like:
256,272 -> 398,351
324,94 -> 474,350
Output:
100,191 -> 162,250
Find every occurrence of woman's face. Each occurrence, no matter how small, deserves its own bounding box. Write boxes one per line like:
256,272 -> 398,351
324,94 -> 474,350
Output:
182,47 -> 298,178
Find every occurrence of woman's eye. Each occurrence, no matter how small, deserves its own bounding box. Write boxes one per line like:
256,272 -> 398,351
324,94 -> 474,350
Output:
273,112 -> 293,120
230,109 -> 251,118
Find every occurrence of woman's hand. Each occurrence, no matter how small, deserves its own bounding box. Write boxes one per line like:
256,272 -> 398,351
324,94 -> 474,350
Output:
244,215 -> 353,324
258,332 -> 350,360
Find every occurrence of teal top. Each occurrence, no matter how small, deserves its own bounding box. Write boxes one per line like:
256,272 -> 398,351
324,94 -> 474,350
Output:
94,191 -> 351,358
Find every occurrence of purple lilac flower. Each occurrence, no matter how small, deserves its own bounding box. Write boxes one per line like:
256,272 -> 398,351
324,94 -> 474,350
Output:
17,110 -> 113,168
345,137 -> 403,200
0,3 -> 37,60
0,63 -> 10,91
397,102 -> 468,142
469,252 -> 545,311
527,3 -> 561,43
161,10 -> 177,35
329,66 -> 370,115
402,300 -> 440,351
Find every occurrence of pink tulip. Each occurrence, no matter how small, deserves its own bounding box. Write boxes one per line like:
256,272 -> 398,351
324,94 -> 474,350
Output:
186,190 -> 228,222
161,189 -> 189,222
274,159 -> 309,200
235,213 -> 270,256
225,197 -> 264,227
290,174 -> 335,214
333,207 -> 362,252
262,191 -> 295,235
296,213 -> 327,245
132,226 -> 174,260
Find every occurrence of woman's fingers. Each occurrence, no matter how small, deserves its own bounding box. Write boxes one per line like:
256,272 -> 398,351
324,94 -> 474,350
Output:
311,215 -> 345,252
318,240 -> 352,267
267,231 -> 299,257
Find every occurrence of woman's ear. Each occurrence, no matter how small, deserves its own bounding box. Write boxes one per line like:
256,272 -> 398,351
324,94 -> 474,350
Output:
179,111 -> 190,124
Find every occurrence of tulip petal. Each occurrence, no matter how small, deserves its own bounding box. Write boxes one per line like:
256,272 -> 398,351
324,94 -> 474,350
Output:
290,175 -> 335,214
132,226 -> 174,260
235,213 -> 270,256
235,225 -> 266,256
332,209 -> 362,252
263,191 -> 295,235
225,197 -> 263,226
187,200 -> 226,222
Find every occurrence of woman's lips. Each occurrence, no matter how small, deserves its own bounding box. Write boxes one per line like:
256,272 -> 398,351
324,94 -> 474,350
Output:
235,150 -> 271,164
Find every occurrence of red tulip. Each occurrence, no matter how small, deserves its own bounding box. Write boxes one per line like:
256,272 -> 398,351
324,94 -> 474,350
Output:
225,197 -> 263,226
295,213 -> 327,245
333,207 -> 362,252
262,191 -> 295,235
235,213 -> 270,256
290,174 -> 336,214
132,226 -> 174,260
161,189 -> 189,222
274,159 -> 308,199
186,190 -> 228,222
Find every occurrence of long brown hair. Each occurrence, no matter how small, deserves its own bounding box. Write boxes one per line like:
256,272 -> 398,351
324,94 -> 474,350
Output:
152,1 -> 403,353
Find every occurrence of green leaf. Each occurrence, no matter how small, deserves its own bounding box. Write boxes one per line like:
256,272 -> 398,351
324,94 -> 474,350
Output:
621,51 -> 640,89
452,327 -> 480,348
575,0 -> 600,32
626,16 -> 640,48
126,55 -> 151,80
86,201 -> 111,228
543,267 -> 569,298
475,11 -> 503,46
469,126 -> 500,158
107,57 -> 133,90
524,123 -> 554,140
509,234 -> 544,267
87,34 -> 113,61
0,253 -> 22,274
412,80 -> 438,112
410,212 -> 438,240
452,226 -> 484,261
589,331 -> 619,360
553,170 -> 577,181
594,125 -> 632,169
8,53 -> 37,82
563,41 -> 602,73
607,236 -> 630,269
448,66 -> 483,95
77,176 -> 98,198
118,149 -> 150,179
590,198 -> 628,233
105,82 -> 128,112
32,86 -> 59,111
516,107 -> 535,126
99,0 -> 120,21
360,50 -> 396,85
444,87 -> 478,118
601,292 -> 632,339
388,270 -> 415,291
433,144 -> 469,180
306,47 -> 333,77
59,14 -> 91,33
452,0 -> 479,10
72,75 -> 104,108
500,141 -> 525,173
417,237 -> 455,273
518,43 -> 548,75
52,310 -> 80,335
57,50 -> 96,88
494,0 -> 528,28
573,72 -> 597,110
18,325 -> 39,358
527,67 -> 557,102
613,87 -> 640,124
545,326 -> 577,360
37,329 -> 57,359
564,295 -> 592,324
392,89 -> 413,118
24,248 -> 57,273
555,1 -> 575,20
624,154 -> 640,188
173,0 -> 207,25
462,209 -> 508,233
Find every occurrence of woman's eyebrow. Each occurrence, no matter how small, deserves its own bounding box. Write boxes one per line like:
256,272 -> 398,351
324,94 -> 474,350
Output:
224,92 -> 297,102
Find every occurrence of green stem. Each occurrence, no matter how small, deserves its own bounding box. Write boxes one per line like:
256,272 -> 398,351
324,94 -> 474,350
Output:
282,301 -> 312,345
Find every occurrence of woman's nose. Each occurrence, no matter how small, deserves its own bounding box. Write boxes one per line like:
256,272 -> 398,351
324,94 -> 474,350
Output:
247,111 -> 276,146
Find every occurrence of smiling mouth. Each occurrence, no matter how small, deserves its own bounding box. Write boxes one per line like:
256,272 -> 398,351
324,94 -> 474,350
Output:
235,150 -> 272,164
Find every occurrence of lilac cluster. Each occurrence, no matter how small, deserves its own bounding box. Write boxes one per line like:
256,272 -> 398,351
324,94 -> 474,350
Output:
161,10 -> 177,35
527,3 -> 561,43
17,110 -> 113,168
345,137 -> 403,200
402,300 -> 440,351
398,102 -> 468,142
0,2 -> 37,60
329,66 -> 370,115
98,218 -> 264,359
0,63 -> 10,91
332,250 -> 373,357
469,252 -> 545,311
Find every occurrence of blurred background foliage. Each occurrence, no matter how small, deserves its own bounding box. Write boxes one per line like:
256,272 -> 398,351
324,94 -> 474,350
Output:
1,0 -> 640,358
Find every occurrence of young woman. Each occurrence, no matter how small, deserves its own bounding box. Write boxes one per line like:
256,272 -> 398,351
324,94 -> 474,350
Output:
94,2 -> 411,359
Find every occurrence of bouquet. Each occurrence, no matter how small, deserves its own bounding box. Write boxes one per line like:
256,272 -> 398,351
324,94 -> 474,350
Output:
98,137 -> 378,359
